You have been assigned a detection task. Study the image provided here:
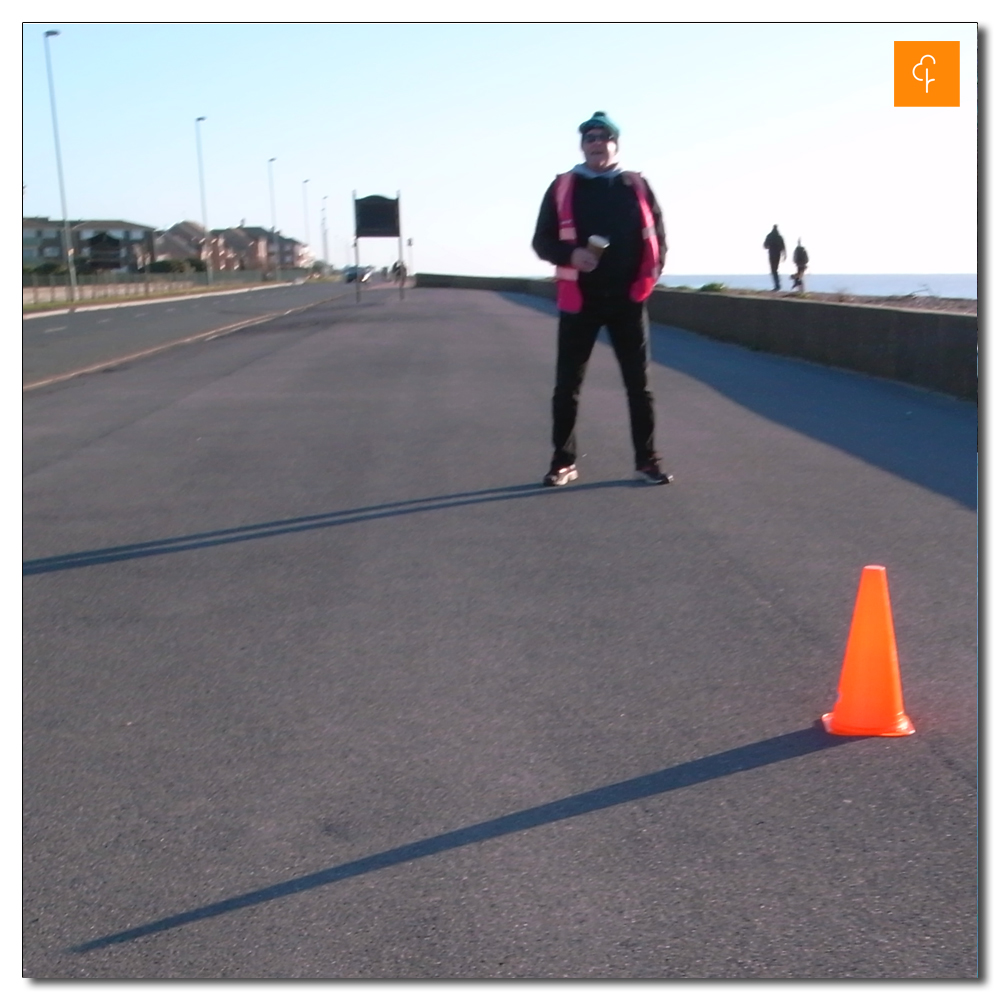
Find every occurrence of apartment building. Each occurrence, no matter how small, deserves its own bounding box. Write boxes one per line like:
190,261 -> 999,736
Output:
23,217 -> 156,270
154,221 -> 309,272
22,217 -> 65,264
26,216 -> 310,273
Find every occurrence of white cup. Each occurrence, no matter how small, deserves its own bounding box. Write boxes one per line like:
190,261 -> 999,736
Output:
587,235 -> 610,260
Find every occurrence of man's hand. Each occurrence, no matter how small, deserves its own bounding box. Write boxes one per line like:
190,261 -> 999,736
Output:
570,247 -> 599,272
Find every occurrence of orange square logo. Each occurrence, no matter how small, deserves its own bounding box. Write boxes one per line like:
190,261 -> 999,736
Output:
894,41 -> 960,106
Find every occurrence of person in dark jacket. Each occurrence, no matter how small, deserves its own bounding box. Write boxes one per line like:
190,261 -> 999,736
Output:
532,111 -> 671,487
763,225 -> 786,290
791,239 -> 809,291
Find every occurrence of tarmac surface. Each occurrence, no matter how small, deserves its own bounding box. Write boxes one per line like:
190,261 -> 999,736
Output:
22,280 -> 351,388
23,284 -> 977,978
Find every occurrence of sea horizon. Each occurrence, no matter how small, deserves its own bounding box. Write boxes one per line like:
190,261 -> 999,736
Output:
656,273 -> 977,299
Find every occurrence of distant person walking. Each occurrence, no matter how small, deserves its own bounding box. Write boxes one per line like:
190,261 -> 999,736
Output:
763,224 -> 786,291
791,239 -> 809,291
532,111 -> 671,487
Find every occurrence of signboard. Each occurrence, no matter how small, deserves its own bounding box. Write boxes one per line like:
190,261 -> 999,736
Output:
354,195 -> 400,238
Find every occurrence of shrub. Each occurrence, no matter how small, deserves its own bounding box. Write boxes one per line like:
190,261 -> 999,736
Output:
24,262 -> 67,276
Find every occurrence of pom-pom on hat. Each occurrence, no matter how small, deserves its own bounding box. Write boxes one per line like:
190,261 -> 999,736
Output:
578,111 -> 620,140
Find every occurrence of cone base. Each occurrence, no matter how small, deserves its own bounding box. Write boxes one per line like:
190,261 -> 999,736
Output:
821,712 -> 915,737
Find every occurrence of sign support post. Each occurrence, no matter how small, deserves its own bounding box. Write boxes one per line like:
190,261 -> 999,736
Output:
353,191 -> 403,303
397,190 -> 404,301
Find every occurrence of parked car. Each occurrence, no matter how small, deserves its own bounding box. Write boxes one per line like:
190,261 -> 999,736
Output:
343,265 -> 373,283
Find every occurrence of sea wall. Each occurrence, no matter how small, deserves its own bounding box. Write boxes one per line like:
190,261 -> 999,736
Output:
414,274 -> 977,401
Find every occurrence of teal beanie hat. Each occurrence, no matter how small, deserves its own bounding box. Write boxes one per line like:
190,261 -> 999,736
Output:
578,110 -> 620,140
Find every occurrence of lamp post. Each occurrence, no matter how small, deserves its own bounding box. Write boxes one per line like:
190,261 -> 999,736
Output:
321,195 -> 330,274
195,116 -> 213,285
302,179 -> 310,268
42,29 -> 78,306
268,157 -> 280,282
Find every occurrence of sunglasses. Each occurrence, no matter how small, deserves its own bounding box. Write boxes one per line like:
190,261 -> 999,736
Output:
582,131 -> 613,144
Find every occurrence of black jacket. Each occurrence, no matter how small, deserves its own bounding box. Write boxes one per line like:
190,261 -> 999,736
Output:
532,170 -> 667,295
764,229 -> 786,257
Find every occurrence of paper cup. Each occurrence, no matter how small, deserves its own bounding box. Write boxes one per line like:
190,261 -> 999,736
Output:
587,235 -> 610,260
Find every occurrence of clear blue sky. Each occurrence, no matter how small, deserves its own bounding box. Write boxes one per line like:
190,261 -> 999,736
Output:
22,15 -> 979,276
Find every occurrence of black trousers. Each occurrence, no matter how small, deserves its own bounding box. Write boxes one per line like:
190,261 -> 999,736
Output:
769,253 -> 782,290
551,294 -> 656,468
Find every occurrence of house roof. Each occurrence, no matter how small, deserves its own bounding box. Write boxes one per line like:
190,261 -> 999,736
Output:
154,232 -> 200,259
238,226 -> 276,240
215,228 -> 258,252
156,222 -> 205,256
167,220 -> 206,240
72,220 -> 156,232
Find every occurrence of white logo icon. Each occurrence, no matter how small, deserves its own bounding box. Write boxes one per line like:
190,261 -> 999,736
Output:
912,54 -> 936,93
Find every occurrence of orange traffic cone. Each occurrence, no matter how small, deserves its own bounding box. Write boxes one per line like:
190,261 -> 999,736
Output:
822,565 -> 915,736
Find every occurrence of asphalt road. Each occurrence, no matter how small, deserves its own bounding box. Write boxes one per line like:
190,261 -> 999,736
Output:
22,280 -> 361,388
23,285 -> 977,979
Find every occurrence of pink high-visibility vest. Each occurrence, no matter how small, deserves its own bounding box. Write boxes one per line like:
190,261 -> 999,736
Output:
552,170 -> 660,313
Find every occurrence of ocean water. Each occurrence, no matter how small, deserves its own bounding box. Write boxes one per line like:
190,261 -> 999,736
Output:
658,274 -> 977,298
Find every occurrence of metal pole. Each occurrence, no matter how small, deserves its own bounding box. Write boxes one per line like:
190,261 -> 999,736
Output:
302,179 -> 310,270
321,195 -> 329,274
353,191 -> 360,303
43,30 -> 78,307
195,116 -> 213,285
268,157 -> 280,282
397,190 -> 404,300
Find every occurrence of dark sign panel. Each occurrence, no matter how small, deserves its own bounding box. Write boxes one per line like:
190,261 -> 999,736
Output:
355,195 -> 400,238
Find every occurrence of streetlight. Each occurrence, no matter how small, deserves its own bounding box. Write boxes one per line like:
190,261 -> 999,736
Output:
321,195 -> 330,274
302,179 -> 310,264
268,157 -> 280,282
42,29 -> 78,306
195,116 -> 213,285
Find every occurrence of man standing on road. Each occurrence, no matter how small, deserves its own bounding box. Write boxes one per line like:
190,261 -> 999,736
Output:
532,111 -> 671,487
763,224 -> 786,291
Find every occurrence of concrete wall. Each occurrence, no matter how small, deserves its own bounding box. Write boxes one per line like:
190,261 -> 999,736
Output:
415,274 -> 978,402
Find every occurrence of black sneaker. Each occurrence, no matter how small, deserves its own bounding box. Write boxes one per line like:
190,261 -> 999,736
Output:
543,463 -> 578,487
634,459 -> 673,485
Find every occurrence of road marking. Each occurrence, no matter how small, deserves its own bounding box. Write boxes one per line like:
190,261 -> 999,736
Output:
23,292 -> 351,391
22,281 -> 302,321
42,326 -> 67,333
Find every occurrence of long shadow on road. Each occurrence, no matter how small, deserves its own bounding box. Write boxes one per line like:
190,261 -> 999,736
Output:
70,724 -> 863,954
499,292 -> 977,510
23,481 -> 635,576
